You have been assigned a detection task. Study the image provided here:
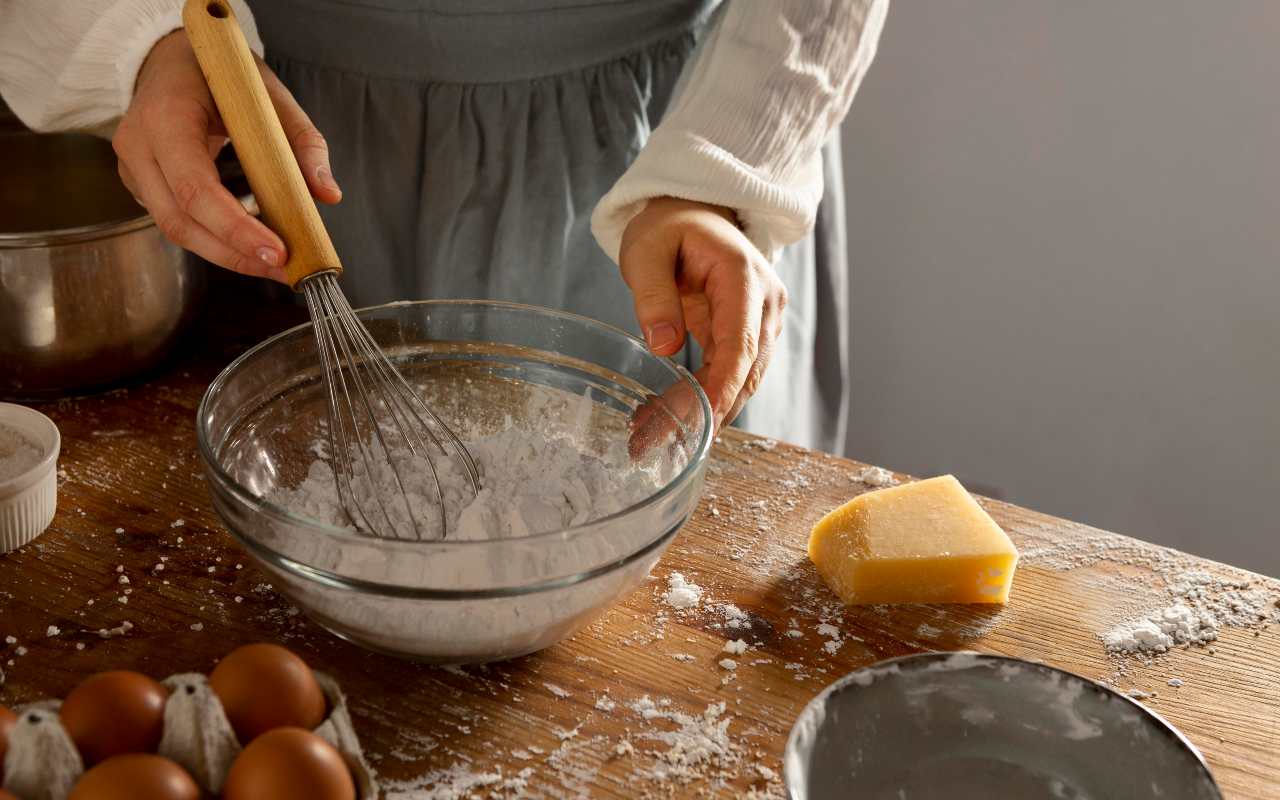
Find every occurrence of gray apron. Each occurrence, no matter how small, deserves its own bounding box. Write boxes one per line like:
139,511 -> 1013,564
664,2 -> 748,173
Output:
252,0 -> 849,452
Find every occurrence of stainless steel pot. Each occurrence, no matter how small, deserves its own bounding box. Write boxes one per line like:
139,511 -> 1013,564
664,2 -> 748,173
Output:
0,123 -> 206,399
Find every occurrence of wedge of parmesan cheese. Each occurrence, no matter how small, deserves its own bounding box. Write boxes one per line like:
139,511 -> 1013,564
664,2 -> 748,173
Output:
807,474 -> 1018,605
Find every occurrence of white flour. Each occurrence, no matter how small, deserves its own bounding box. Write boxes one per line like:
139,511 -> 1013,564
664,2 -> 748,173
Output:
382,763 -> 533,799
662,572 -> 703,610
853,465 -> 897,487
273,426 -> 657,541
1102,603 -> 1216,654
1102,570 -> 1279,656
0,423 -> 42,482
628,697 -> 742,784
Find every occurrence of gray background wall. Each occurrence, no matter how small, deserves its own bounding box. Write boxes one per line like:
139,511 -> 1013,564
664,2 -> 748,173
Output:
839,1 -> 1279,576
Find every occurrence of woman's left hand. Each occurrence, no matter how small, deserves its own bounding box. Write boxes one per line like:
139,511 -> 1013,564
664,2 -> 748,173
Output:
619,197 -> 787,432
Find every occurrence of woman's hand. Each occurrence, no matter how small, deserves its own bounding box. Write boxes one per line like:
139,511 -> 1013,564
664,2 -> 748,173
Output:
112,31 -> 341,281
619,197 -> 787,432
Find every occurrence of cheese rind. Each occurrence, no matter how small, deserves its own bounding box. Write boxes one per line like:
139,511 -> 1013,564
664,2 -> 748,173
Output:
807,474 -> 1018,605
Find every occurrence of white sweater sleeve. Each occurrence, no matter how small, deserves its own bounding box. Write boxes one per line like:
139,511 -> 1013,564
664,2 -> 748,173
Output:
591,0 -> 889,264
0,0 -> 264,137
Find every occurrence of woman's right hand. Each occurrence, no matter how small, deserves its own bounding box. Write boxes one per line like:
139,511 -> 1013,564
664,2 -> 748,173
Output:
112,31 -> 342,282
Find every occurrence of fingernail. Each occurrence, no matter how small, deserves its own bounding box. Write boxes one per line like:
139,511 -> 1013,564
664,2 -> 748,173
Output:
317,165 -> 338,190
647,323 -> 679,352
256,246 -> 281,266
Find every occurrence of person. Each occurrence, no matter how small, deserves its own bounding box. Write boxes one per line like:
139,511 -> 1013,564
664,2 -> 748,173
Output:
0,0 -> 887,452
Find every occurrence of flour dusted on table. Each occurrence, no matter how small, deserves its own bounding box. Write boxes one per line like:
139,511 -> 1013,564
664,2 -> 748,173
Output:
272,425 -> 658,541
1102,570 -> 1279,656
0,422 -> 42,482
662,572 -> 704,610
1102,604 -> 1216,654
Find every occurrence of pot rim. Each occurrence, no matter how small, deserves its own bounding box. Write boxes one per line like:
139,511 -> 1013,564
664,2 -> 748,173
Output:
0,213 -> 159,249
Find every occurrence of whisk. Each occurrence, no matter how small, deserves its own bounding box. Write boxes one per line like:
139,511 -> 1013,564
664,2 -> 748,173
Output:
186,0 -> 479,540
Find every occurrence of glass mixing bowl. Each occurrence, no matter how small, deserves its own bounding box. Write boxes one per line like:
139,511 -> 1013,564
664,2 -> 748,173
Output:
197,300 -> 712,663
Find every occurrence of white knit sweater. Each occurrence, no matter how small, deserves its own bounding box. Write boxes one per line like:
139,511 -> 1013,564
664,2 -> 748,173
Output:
0,0 -> 886,263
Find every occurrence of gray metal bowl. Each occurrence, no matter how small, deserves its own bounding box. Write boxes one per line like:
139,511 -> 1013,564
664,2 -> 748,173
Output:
785,652 -> 1221,800
0,128 -> 205,399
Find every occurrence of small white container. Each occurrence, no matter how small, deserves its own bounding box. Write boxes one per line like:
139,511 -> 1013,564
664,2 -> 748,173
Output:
0,402 -> 59,552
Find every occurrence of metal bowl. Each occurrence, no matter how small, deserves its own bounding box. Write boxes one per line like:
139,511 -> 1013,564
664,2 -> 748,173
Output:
0,128 -> 205,399
785,652 -> 1221,800
196,300 -> 713,662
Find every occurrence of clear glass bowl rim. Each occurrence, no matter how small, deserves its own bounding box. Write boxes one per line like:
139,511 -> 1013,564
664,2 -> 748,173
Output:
195,298 -> 714,553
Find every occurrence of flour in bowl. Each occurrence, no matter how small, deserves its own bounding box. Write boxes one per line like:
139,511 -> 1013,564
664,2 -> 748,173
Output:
0,423 -> 42,482
272,425 -> 660,541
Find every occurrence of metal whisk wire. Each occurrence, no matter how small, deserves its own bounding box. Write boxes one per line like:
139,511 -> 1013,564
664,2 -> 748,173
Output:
182,0 -> 479,539
302,272 -> 480,540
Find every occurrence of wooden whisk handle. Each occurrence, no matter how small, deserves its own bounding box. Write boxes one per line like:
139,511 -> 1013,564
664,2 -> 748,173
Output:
183,0 -> 341,289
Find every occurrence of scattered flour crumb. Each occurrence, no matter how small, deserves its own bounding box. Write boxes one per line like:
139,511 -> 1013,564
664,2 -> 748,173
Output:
554,725 -> 580,742
381,763 -> 526,800
718,659 -> 737,671
854,466 -> 898,487
1103,600 -> 1219,656
96,621 -> 133,638
663,573 -> 703,610
723,639 -> 748,655
543,682 -> 570,699
45,626 -> 59,637
627,696 -> 742,785
1168,678 -> 1184,688
717,604 -> 749,630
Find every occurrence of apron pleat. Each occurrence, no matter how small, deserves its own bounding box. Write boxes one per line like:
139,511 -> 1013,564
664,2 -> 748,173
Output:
255,0 -> 848,451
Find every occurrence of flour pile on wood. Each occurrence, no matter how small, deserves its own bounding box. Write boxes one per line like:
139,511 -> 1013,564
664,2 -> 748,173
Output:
1102,570 -> 1279,656
662,572 -> 704,610
628,696 -> 742,784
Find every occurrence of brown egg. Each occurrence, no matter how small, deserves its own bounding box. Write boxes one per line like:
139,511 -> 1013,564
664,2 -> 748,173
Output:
0,704 -> 16,781
59,671 -> 169,765
223,727 -> 355,800
209,643 -> 326,743
68,753 -> 198,800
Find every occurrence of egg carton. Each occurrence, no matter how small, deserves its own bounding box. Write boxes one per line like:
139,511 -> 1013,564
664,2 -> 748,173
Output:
2,671 -> 377,800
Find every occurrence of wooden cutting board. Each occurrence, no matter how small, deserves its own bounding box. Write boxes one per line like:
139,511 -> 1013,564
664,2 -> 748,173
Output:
1,274 -> 1276,798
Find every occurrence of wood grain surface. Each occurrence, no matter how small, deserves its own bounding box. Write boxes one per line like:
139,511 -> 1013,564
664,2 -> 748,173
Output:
1,272 -> 1277,799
